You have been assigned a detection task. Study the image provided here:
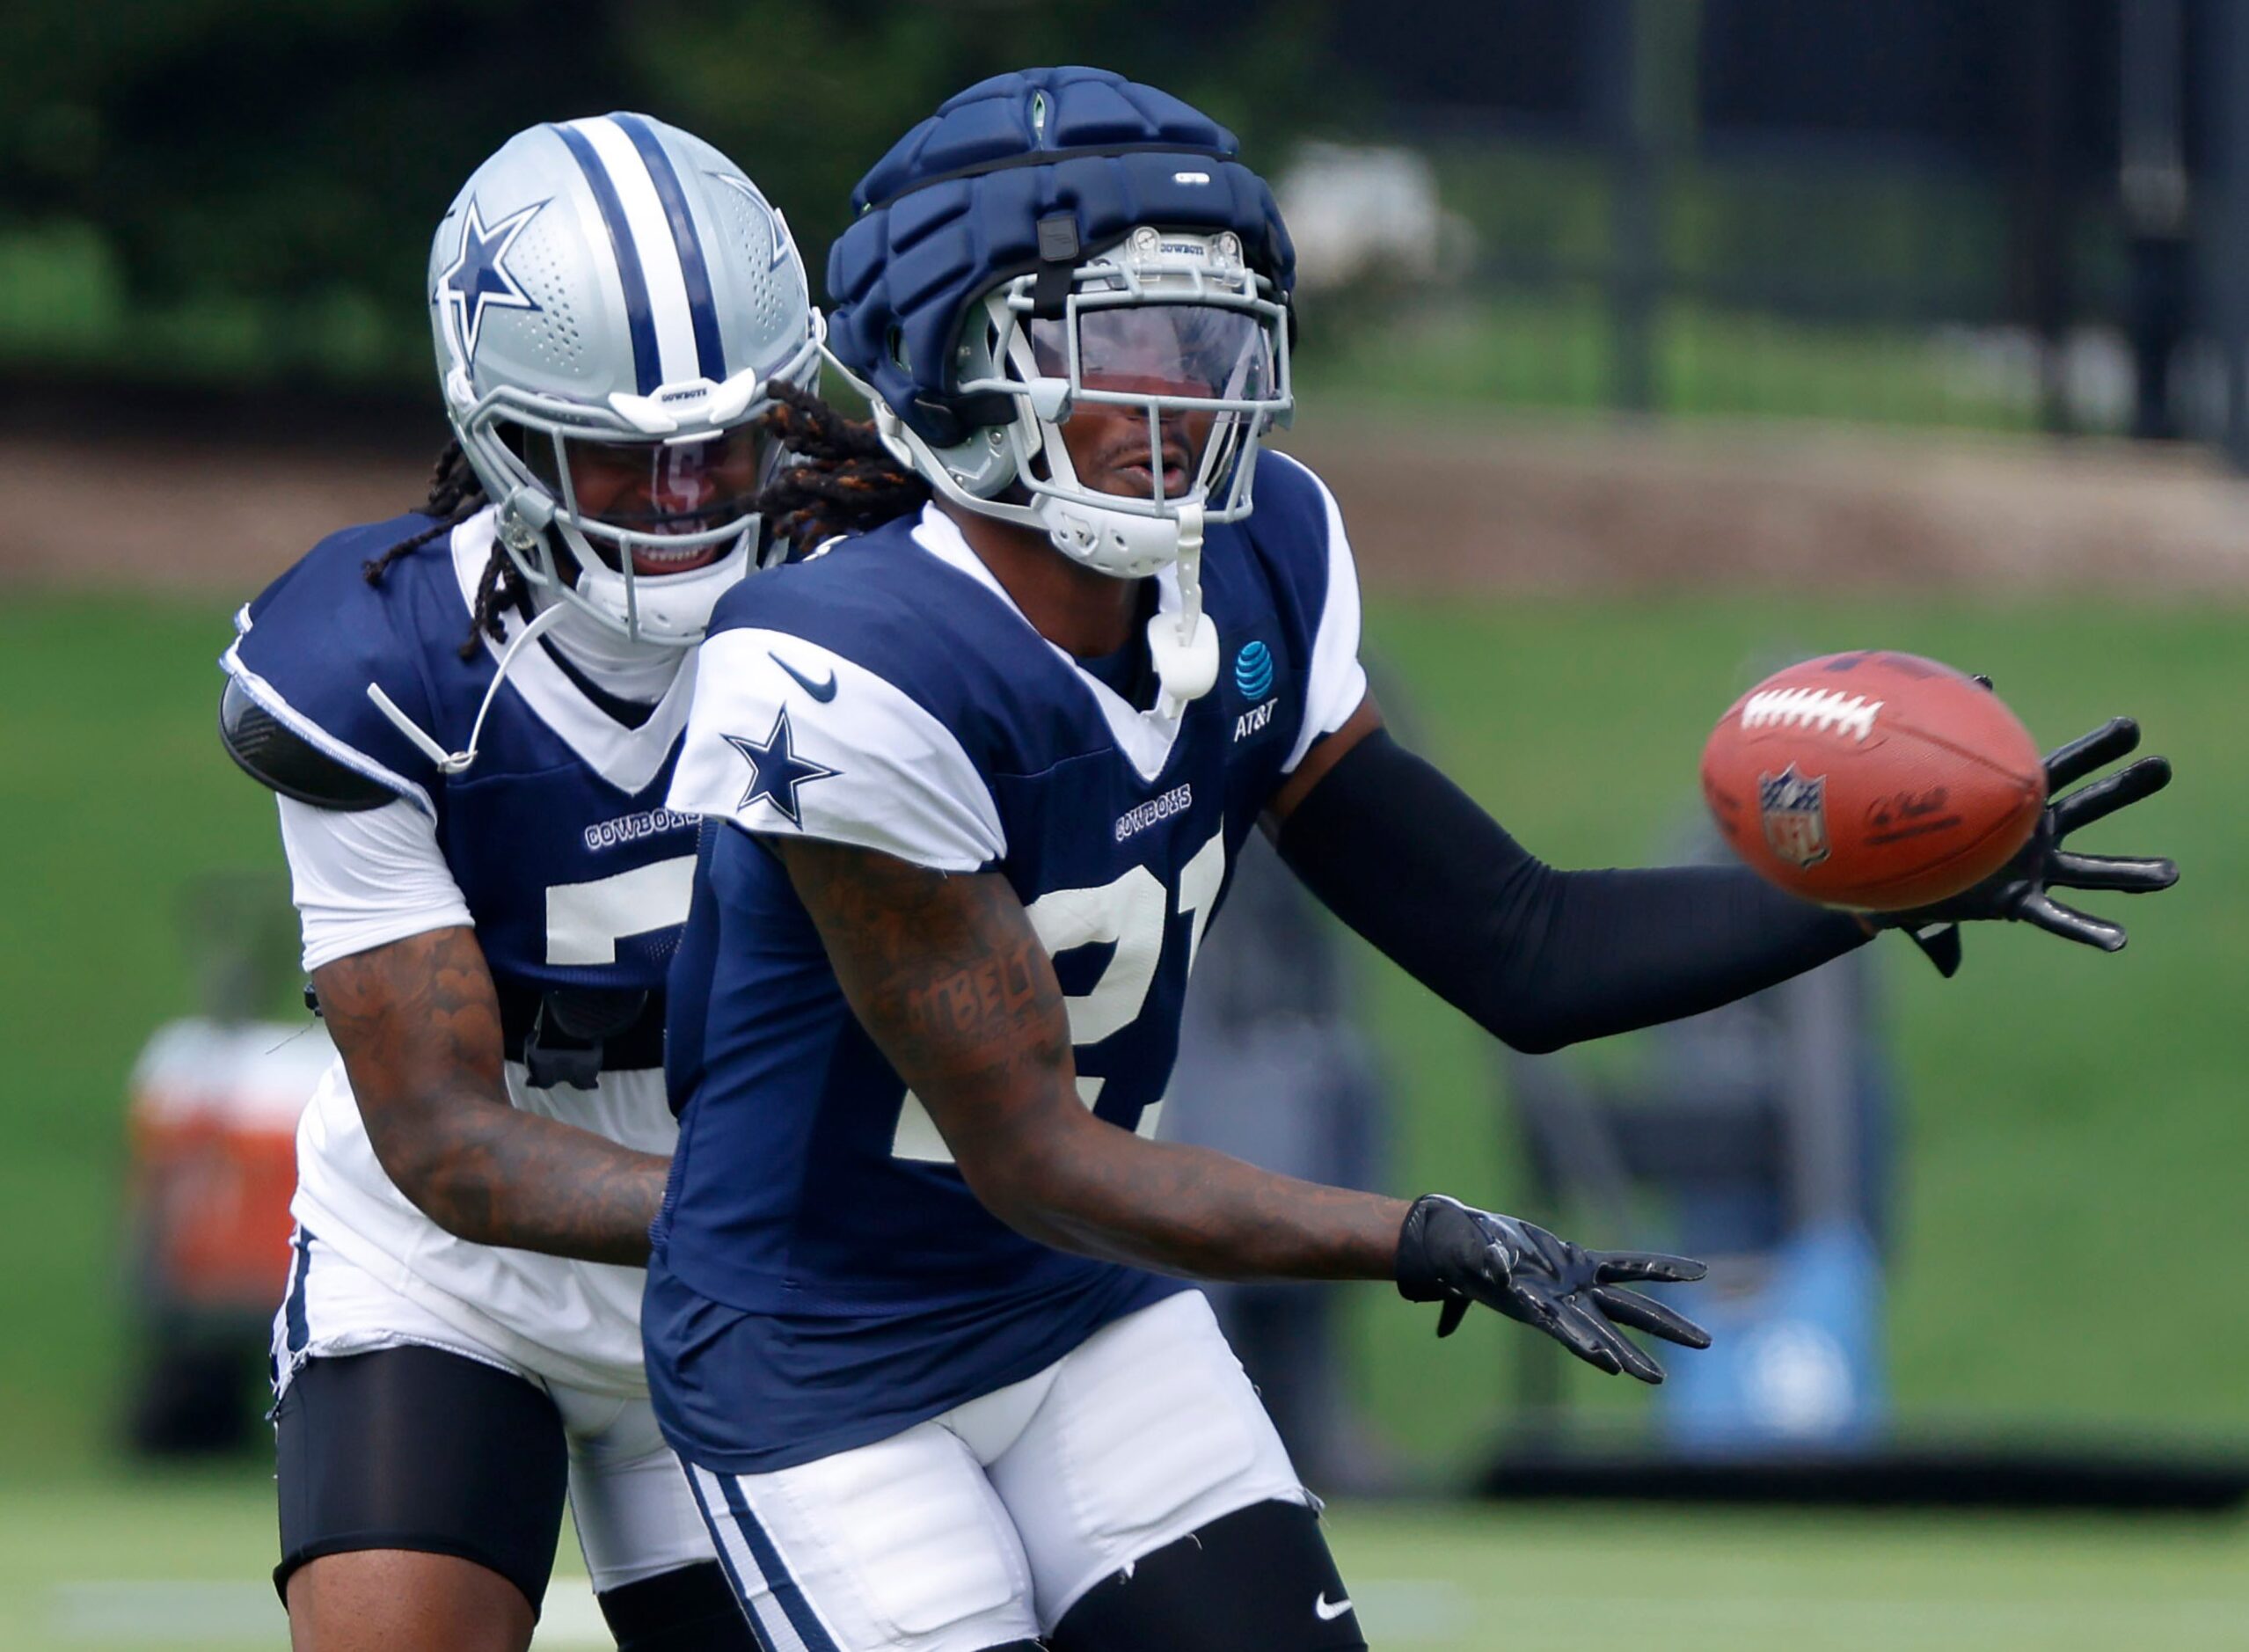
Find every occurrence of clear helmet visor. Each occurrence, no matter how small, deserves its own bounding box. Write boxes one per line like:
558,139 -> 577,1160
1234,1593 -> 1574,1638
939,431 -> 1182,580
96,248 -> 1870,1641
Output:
1027,304 -> 1278,503
1032,303 -> 1276,401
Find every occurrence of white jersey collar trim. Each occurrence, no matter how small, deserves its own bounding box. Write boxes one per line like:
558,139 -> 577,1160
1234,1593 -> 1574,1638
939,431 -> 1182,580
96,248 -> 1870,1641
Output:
449,511 -> 695,796
906,504 -> 1187,786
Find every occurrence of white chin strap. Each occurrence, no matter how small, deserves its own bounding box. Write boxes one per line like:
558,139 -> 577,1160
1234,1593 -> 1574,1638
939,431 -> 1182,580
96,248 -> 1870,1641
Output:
1143,502 -> 1217,720
363,517 -> 712,779
1028,493 -> 1217,719
871,398 -> 1222,716
994,493 -> 1218,720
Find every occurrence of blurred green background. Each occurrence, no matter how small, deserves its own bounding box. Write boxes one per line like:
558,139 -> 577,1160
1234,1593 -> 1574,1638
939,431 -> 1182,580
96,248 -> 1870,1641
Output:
2,582 -> 2238,1648
4,0 -> 2246,1647
4,588 -> 2236,1475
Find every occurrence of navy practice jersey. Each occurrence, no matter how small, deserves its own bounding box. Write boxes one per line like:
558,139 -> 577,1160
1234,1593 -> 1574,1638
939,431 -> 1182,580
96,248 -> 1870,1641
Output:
649,452 -> 1369,1472
221,508 -> 701,1017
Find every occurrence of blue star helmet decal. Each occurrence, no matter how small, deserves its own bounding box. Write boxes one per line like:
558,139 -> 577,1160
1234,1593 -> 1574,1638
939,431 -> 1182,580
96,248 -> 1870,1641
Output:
436,197 -> 545,362
708,171 -> 798,274
723,707 -> 840,826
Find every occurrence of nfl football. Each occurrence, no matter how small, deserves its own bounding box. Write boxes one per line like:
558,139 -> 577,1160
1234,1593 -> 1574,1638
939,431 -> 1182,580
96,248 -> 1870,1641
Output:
1701,651 -> 2047,911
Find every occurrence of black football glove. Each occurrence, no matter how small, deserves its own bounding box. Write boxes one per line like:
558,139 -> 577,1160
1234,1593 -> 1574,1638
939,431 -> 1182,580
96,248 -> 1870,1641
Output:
1873,713 -> 2177,976
1394,1194 -> 1711,1384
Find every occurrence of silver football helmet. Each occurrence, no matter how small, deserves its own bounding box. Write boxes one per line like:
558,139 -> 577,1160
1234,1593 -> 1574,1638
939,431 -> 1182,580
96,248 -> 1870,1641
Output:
428,113 -> 821,645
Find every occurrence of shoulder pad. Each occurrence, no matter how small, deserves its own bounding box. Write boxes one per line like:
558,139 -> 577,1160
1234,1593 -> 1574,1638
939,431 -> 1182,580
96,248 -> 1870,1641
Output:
669,619 -> 1007,873
220,513 -> 467,815
219,677 -> 397,810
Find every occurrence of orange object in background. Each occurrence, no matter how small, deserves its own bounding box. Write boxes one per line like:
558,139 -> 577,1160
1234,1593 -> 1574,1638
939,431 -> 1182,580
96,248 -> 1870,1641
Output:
125,1019 -> 332,1314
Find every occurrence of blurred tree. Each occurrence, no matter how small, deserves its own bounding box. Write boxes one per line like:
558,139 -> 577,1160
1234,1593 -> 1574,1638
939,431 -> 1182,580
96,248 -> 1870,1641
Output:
0,0 -> 1363,386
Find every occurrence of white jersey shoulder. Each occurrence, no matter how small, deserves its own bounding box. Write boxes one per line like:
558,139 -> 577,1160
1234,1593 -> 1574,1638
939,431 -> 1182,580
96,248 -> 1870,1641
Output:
668,623 -> 1005,874
1258,451 -> 1369,772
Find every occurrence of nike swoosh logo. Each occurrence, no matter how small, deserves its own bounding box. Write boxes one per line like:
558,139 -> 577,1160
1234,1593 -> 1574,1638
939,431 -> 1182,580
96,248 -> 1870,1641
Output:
770,651 -> 837,702
1315,1593 -> 1354,1621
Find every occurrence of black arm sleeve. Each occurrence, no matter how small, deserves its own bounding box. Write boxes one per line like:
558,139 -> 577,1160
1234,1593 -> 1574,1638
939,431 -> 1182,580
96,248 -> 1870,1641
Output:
1274,727 -> 1871,1054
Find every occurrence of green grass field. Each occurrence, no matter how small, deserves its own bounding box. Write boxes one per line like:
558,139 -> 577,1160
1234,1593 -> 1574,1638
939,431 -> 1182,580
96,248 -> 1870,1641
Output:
0,1475 -> 2243,1651
0,586 -> 2241,1642
1296,293 -> 2055,432
1355,594 -> 2249,1456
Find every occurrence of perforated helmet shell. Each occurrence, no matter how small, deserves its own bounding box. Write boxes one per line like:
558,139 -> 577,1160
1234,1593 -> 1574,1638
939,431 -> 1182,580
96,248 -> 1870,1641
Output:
425,113 -> 820,646
827,66 -> 1295,450
429,113 -> 809,423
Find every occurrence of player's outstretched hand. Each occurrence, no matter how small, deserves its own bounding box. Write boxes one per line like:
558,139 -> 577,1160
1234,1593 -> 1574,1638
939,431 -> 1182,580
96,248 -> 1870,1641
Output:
1393,1194 -> 1710,1384
1874,716 -> 2177,976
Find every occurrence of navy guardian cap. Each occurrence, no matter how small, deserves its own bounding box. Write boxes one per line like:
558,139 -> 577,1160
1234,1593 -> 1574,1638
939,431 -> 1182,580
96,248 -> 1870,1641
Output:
824,68 -> 1298,715
829,66 -> 1293,450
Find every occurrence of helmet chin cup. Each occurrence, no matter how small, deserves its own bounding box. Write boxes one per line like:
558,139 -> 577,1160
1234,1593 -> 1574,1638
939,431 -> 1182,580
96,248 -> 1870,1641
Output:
561,525 -> 752,647
1032,493 -> 1183,581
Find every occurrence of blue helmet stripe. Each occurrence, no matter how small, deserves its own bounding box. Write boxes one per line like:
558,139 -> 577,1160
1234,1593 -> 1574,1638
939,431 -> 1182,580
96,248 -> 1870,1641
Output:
610,113 -> 727,384
548,121 -> 661,395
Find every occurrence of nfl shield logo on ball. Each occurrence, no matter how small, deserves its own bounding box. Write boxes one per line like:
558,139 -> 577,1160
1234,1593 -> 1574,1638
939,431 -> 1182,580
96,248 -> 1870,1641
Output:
1759,765 -> 1831,869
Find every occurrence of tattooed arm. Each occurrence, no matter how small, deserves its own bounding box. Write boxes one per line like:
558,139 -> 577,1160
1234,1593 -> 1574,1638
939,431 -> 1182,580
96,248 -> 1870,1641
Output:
311,925 -> 668,1266
775,837 -> 1409,1282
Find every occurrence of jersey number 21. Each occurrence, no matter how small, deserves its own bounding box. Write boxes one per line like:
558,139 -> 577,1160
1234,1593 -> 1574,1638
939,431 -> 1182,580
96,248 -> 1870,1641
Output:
892,830 -> 1225,1164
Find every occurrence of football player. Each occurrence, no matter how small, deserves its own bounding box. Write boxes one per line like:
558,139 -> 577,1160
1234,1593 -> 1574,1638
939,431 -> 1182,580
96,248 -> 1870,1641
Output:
649,69 -> 2177,1652
219,115 -> 817,1652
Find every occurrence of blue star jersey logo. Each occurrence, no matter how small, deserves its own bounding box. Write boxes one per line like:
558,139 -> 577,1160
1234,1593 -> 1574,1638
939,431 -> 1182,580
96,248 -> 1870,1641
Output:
436,197 -> 544,362
723,707 -> 840,826
1233,640 -> 1274,699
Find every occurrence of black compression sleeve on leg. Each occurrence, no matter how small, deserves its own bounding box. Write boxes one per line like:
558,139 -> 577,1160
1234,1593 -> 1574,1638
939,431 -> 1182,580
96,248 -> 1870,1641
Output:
273,1346 -> 568,1612
1050,1500 -> 1364,1652
596,1561 -> 757,1650
1274,727 -> 1870,1053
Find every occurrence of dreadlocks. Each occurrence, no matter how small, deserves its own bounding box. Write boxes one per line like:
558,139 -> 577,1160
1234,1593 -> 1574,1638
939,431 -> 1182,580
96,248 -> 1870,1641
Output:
756,382 -> 931,560
364,391 -> 930,664
362,437 -> 522,660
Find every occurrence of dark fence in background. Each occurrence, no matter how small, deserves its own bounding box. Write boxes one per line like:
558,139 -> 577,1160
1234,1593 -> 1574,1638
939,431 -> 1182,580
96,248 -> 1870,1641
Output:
13,1 -> 2249,458
1320,0 -> 2249,454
